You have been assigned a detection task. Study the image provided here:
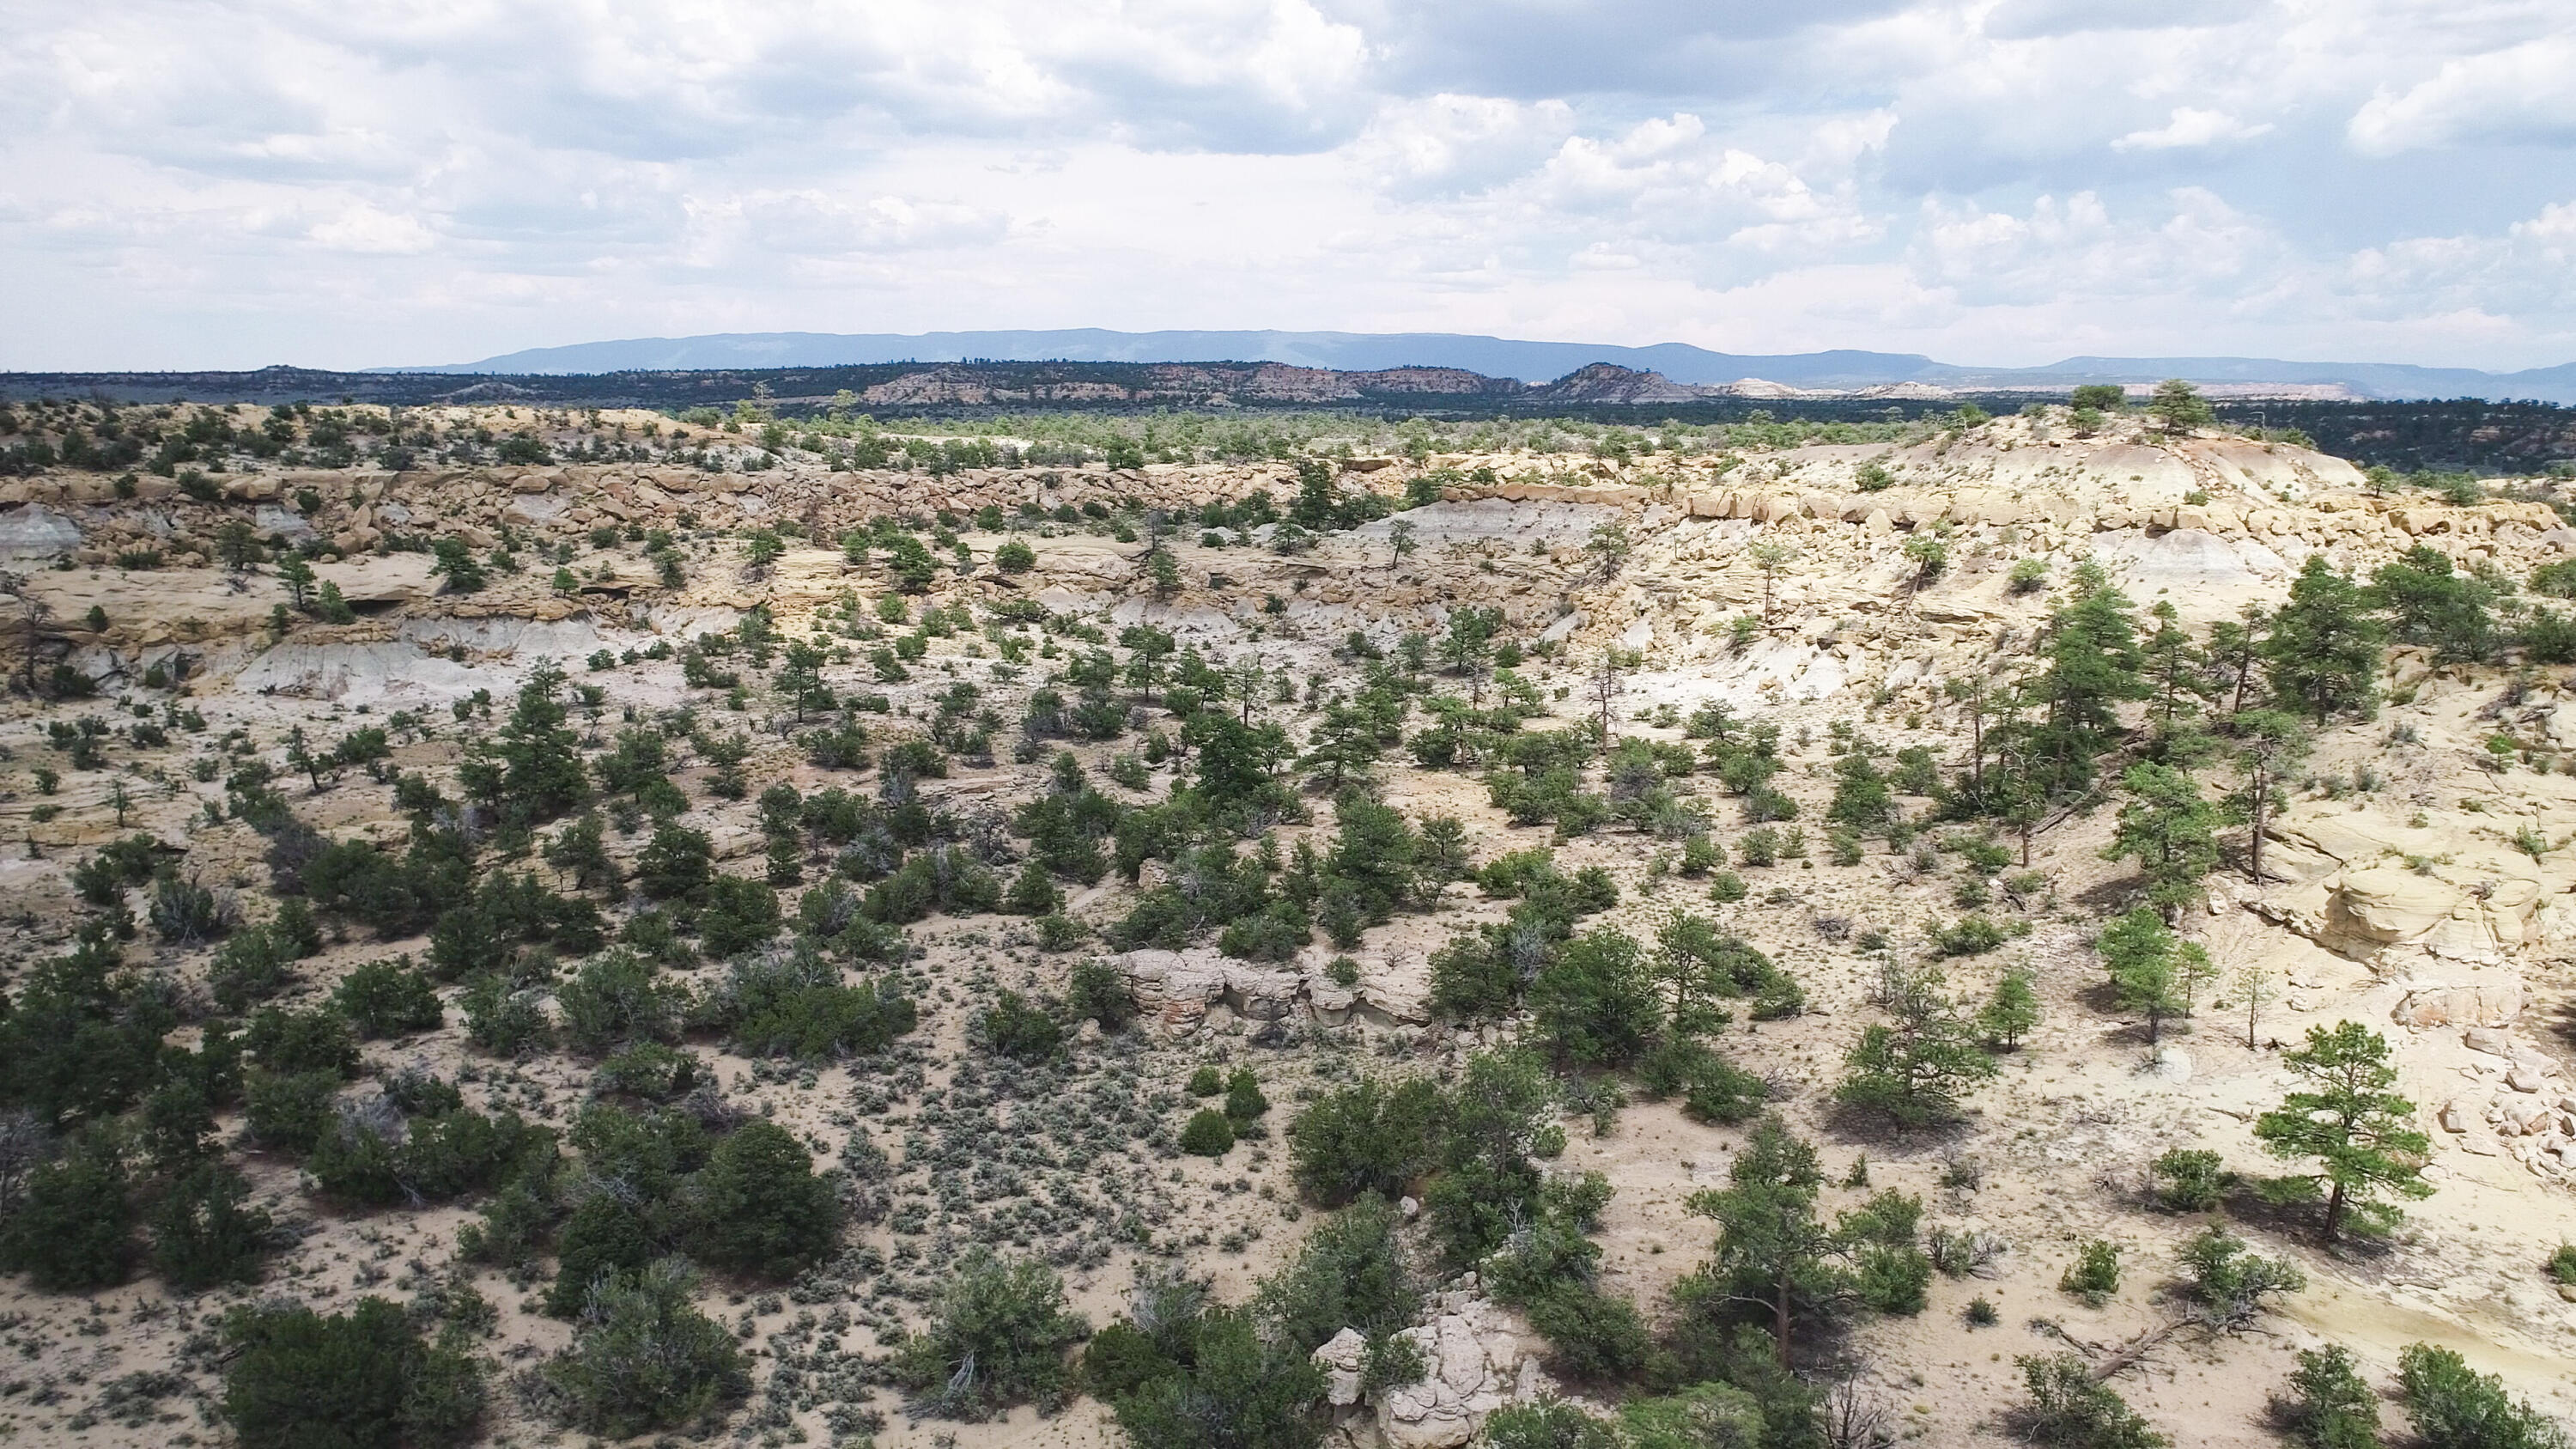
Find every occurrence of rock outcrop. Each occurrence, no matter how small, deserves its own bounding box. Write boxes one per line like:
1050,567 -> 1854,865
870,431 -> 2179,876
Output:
1307,1287 -> 1549,1449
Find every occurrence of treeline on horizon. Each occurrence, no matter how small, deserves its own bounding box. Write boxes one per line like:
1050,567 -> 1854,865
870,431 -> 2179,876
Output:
3,362 -> 2574,473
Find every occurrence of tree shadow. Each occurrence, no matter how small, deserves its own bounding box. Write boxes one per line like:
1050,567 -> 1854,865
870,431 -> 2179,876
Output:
2073,872 -> 2148,915
1816,1099 -> 1978,1157
2215,1184 -> 2399,1268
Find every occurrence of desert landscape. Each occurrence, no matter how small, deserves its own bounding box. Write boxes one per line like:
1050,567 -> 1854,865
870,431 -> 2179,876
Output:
0,383 -> 2570,1449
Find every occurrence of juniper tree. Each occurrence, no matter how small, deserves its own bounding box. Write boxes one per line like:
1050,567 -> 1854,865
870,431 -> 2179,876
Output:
2102,761 -> 2222,919
2372,544 -> 2501,663
2148,377 -> 2214,433
487,660 -> 587,826
2264,557 -> 2383,722
1834,965 -> 1996,1127
777,640 -> 828,721
1528,926 -> 1662,1071
1682,1115 -> 1839,1367
276,554 -> 317,611
2229,709 -> 2312,885
2253,1021 -> 2432,1241
2097,910 -> 2199,1044
1748,539 -> 1795,623
2140,600 -> 2214,730
2206,602 -> 2271,716
1978,965 -> 2039,1050
2026,563 -> 2147,791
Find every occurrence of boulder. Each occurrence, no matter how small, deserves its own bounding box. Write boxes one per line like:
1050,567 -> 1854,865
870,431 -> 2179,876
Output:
2501,1097 -> 2554,1133
1373,1300 -> 1536,1449
2391,977 -> 2528,1029
0,503 -> 82,559
2330,868 -> 2540,958
2465,1026 -> 2518,1056
1108,948 -> 1305,1035
1313,1328 -> 1368,1408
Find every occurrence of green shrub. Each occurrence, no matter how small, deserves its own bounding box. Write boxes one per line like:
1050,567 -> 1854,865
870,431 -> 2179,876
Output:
311,1101 -> 544,1208
210,927 -> 295,1012
1707,870 -> 1748,903
545,1195 -> 656,1318
332,958 -> 442,1038
895,1247 -> 1090,1418
243,1068 -> 342,1154
246,1004 -> 360,1077
635,823 -> 714,900
1622,1382 -> 1765,1449
1935,915 -> 2010,956
697,874 -> 781,957
556,949 -> 683,1056
1109,1304 -> 1321,1449
721,952 -> 915,1060
1252,1194 -> 1419,1355
2282,1344 -> 2379,1449
1082,1319 -> 1176,1402
1523,1283 -> 1652,1382
690,1121 -> 839,1278
2546,1244 -> 2576,1288
1180,1108 -> 1236,1157
2060,1239 -> 2122,1306
995,539 -> 1036,573
1637,1036 -> 1766,1124
1289,1076 -> 1446,1207
978,990 -> 1062,1061
2,1131 -> 135,1289
545,1259 -> 746,1438
1857,1240 -> 1935,1316
1188,1064 -> 1224,1097
1065,957 -> 1136,1029
2015,1353 -> 2166,1447
1484,1400 -> 1622,1449
1005,859 -> 1064,916
1363,1331 -> 1427,1393
149,874 -> 238,945
460,971 -> 550,1057
2173,1228 -> 2301,1329
222,1297 -> 483,1449
1224,1068 -> 1269,1123
457,1169 -> 561,1273
1036,913 -> 1090,951
2397,1342 -> 2568,1449
150,1161 -> 273,1291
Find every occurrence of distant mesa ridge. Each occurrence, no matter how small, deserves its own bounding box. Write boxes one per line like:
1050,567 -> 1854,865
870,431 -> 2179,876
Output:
383,328 -> 2576,404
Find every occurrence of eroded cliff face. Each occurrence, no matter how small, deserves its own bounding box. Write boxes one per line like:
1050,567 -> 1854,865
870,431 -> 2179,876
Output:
5,407 -> 2576,1448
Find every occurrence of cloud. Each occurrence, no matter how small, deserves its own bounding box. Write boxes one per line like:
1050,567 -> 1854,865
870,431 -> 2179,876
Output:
1,0 -> 2574,370
309,205 -> 437,254
2112,107 -> 2273,152
1355,94 -> 1577,197
2348,35 -> 2576,155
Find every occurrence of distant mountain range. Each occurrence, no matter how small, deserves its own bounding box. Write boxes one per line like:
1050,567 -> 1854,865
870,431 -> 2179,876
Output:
392,328 -> 2576,404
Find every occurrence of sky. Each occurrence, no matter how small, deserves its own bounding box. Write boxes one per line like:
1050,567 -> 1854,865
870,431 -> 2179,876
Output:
4,0 -> 2574,373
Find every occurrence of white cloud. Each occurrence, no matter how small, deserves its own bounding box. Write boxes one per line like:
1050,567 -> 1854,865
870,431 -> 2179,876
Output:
2348,34 -> 2576,155
1355,94 -> 1578,196
0,0 -> 2573,369
2111,107 -> 2272,151
309,205 -> 436,254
